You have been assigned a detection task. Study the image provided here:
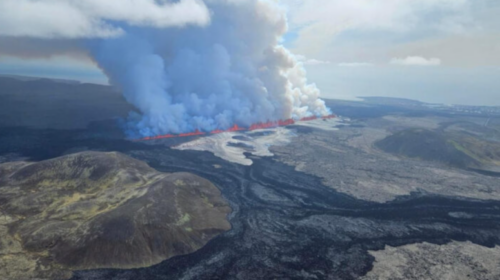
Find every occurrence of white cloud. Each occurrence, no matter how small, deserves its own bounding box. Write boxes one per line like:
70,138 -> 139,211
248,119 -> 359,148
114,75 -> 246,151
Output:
295,54 -> 330,65
286,0 -> 472,33
338,62 -> 373,67
304,59 -> 331,65
390,56 -> 441,66
283,0 -> 477,57
0,0 -> 210,39
390,33 -> 500,67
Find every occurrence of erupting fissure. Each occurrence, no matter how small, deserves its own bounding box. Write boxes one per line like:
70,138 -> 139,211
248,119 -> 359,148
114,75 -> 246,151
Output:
135,114 -> 337,141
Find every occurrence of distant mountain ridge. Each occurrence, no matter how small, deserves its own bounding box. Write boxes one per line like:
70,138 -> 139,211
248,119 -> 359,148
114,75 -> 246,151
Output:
0,74 -> 83,85
0,76 -> 133,130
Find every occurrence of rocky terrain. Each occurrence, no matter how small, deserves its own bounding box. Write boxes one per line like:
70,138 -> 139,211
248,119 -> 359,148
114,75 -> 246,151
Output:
362,241 -> 500,280
1,84 -> 499,280
271,115 -> 500,203
0,152 -> 231,280
69,146 -> 500,280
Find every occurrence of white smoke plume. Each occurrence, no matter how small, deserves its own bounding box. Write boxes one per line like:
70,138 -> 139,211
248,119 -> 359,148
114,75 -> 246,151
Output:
0,0 -> 331,137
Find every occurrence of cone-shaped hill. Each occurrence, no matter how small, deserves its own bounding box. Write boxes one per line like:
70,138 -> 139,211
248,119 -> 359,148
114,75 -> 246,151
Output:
0,151 -> 231,280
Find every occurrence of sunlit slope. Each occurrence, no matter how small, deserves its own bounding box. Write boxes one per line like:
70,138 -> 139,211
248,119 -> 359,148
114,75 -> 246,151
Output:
0,151 -> 231,279
376,128 -> 500,170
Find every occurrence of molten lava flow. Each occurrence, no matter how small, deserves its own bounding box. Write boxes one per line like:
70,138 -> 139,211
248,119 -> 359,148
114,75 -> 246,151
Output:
279,119 -> 295,126
300,116 -> 318,122
178,129 -> 205,137
153,134 -> 176,140
210,129 -> 225,134
249,121 -> 275,131
226,124 -> 246,132
211,124 -> 245,134
135,114 -> 336,141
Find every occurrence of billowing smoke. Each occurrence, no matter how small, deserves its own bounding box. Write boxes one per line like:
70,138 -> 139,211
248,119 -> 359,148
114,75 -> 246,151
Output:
0,0 -> 331,137
88,0 -> 330,137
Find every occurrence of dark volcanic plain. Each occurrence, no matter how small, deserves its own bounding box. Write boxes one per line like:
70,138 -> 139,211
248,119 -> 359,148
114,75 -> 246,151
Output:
1,78 -> 500,279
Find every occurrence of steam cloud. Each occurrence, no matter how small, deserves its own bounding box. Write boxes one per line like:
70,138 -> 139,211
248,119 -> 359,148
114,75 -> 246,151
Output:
1,0 -> 331,137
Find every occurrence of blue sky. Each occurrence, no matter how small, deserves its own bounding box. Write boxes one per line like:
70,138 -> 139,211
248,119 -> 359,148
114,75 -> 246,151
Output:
0,0 -> 499,106
279,0 -> 500,105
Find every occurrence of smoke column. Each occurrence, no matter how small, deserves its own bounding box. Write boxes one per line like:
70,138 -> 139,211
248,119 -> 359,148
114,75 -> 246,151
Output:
89,0 -> 330,137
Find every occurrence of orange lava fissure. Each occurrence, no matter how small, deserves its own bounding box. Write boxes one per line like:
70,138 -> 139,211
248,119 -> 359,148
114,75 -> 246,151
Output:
134,114 -> 336,141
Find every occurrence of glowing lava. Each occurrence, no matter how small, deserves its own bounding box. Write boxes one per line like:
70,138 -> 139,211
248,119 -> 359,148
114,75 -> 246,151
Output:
134,114 -> 336,141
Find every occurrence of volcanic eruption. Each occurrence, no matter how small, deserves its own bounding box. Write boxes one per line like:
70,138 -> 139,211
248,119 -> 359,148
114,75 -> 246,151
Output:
89,0 -> 331,137
0,0 -> 331,138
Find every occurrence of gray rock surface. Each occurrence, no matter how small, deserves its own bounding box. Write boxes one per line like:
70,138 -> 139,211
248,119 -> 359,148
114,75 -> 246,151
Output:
362,242 -> 500,280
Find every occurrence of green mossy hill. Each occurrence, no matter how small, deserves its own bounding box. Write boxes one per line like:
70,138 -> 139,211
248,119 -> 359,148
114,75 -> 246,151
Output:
0,152 -> 231,280
375,129 -> 480,168
448,134 -> 500,168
